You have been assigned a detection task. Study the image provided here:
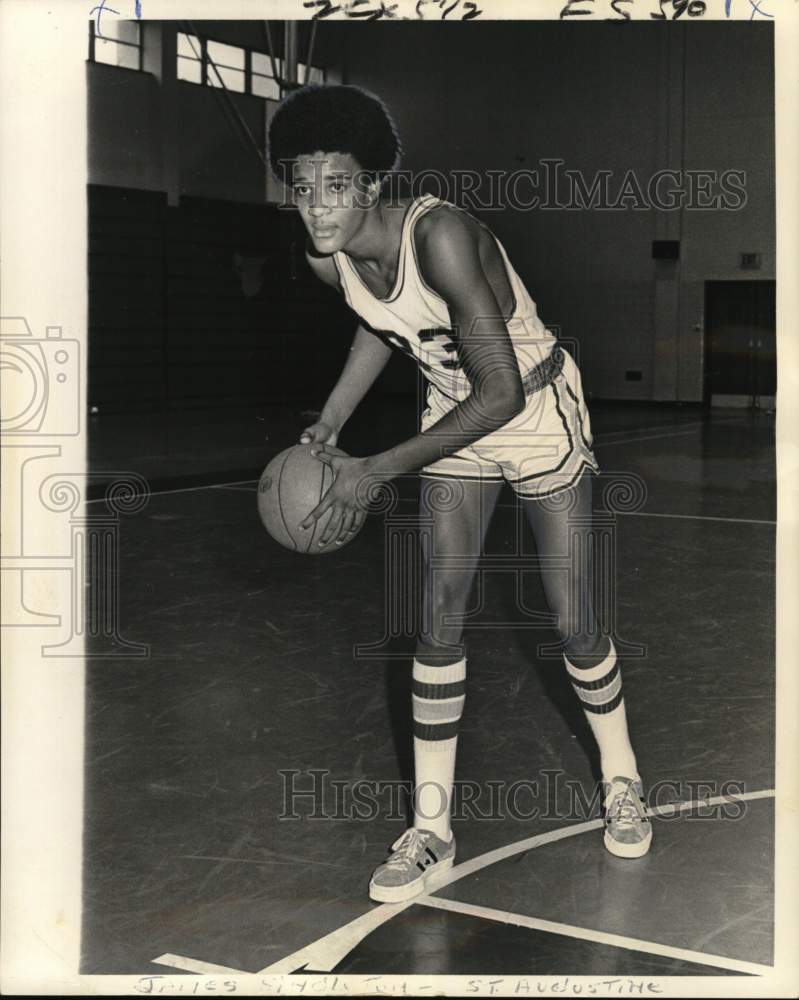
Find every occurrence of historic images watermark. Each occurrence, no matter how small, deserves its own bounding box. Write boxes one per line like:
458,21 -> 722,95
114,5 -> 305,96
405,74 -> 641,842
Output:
275,160 -> 748,212
279,769 -> 749,823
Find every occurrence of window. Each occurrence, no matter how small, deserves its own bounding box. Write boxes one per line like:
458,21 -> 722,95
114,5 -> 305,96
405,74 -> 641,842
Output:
176,32 -> 324,98
206,40 -> 246,94
251,52 -> 282,100
298,62 -> 325,86
89,19 -> 142,70
177,31 -> 202,84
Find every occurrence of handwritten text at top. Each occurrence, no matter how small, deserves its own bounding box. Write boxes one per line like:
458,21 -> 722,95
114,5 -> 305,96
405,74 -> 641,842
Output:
560,0 -> 774,18
303,0 -> 482,20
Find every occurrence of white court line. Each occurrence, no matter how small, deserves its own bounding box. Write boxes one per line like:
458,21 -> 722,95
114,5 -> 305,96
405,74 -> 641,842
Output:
595,427 -> 702,447
85,479 -> 775,530
595,420 -> 706,440
86,411 -> 767,509
617,510 -> 776,526
198,486 -> 776,531
243,788 -> 774,975
84,417 -> 754,508
491,504 -> 775,524
212,483 -> 260,493
84,425 -> 709,507
152,954 -> 246,975
416,897 -> 771,977
83,478 -> 260,505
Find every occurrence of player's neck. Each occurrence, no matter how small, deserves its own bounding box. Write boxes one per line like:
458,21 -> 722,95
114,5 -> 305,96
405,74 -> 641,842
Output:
341,199 -> 406,274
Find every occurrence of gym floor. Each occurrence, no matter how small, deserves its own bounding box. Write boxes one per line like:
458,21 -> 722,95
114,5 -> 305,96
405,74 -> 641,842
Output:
82,398 -> 775,977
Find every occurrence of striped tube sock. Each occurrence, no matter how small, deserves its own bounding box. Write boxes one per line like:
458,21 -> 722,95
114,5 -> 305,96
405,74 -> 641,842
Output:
411,656 -> 466,842
564,639 -> 638,785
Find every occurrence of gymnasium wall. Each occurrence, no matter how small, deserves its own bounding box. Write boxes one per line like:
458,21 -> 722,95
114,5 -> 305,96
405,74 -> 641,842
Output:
88,21 -> 276,204
333,20 -> 775,403
87,19 -> 774,409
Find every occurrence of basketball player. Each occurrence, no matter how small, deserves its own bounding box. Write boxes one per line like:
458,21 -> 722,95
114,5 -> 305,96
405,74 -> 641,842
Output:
268,84 -> 652,903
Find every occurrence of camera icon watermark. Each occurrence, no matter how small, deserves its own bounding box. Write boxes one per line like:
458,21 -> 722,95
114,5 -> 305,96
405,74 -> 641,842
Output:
0,316 -> 80,436
2,314 -> 146,657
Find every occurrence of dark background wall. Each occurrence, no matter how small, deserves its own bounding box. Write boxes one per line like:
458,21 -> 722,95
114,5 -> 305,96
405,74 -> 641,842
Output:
88,185 -> 358,411
87,19 -> 774,412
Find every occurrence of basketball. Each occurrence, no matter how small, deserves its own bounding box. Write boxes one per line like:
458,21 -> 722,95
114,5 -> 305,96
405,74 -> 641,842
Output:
257,443 -> 364,554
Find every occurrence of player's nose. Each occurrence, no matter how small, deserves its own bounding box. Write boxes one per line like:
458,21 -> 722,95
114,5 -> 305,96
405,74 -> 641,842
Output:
307,201 -> 330,218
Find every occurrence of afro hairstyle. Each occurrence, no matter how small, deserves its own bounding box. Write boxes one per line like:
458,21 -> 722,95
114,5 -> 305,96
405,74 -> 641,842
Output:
267,84 -> 402,183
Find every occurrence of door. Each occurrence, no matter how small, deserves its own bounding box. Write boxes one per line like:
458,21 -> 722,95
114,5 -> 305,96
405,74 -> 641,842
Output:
704,280 -> 776,405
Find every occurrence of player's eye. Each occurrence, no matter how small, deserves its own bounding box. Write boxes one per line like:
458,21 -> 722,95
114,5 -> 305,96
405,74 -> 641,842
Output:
330,181 -> 346,193
293,184 -> 312,199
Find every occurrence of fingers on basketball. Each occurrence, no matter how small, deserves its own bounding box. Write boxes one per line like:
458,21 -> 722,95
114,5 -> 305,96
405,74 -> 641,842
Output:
258,443 -> 364,554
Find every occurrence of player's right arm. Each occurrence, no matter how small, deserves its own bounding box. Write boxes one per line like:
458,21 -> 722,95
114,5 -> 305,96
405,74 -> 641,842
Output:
300,250 -> 392,446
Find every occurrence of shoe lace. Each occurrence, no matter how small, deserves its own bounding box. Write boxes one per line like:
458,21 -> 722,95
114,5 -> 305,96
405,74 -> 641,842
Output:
607,782 -> 646,828
386,829 -> 426,868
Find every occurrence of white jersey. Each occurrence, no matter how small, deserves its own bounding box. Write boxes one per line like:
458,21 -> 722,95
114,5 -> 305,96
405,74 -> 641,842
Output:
331,194 -> 557,402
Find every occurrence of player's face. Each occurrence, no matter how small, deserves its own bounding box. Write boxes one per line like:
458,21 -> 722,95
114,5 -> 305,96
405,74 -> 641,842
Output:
291,151 -> 375,253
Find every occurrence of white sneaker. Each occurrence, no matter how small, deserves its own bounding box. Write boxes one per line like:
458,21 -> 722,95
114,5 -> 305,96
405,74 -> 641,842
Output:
369,828 -> 456,903
603,776 -> 653,859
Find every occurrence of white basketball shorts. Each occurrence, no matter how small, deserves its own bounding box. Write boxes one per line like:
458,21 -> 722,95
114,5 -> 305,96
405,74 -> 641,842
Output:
419,348 -> 599,499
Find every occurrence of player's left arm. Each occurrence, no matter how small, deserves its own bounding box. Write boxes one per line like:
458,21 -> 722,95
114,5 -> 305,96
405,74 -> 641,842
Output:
300,209 -> 525,546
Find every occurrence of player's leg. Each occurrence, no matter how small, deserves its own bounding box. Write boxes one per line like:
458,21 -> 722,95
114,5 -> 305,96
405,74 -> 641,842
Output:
369,473 -> 503,902
520,469 -> 652,857
413,475 -> 503,838
520,470 -> 636,773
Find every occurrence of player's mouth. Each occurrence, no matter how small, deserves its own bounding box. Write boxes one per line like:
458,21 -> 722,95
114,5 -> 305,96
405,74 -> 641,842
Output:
312,226 -> 338,240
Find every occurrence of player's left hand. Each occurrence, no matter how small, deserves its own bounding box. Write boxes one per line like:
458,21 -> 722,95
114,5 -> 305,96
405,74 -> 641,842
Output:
299,448 -> 375,546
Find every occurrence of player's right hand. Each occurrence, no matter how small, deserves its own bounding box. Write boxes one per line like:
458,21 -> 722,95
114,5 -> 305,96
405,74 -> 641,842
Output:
299,421 -> 338,447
